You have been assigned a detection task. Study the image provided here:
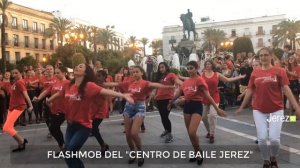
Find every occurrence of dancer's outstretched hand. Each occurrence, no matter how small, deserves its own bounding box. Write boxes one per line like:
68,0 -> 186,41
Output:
124,93 -> 134,104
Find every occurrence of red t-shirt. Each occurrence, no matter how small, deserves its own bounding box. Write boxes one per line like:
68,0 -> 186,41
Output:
124,79 -> 150,101
92,94 -> 109,119
225,60 -> 234,70
61,81 -> 102,128
287,65 -> 300,80
118,76 -> 135,93
180,76 -> 208,102
155,73 -> 177,100
202,72 -> 220,104
47,80 -> 69,114
40,76 -> 57,91
24,76 -> 38,90
1,81 -> 11,95
9,79 -> 27,111
248,67 -> 289,113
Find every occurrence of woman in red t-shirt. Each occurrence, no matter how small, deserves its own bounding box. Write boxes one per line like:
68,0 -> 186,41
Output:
33,66 -> 69,151
47,64 -> 133,168
285,55 -> 300,115
236,47 -> 300,168
169,61 -> 226,165
201,60 -> 245,144
154,62 -> 183,143
2,68 -> 33,152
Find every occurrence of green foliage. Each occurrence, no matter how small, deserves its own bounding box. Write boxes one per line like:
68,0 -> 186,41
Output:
16,56 -> 37,71
72,53 -> 86,68
232,37 -> 254,58
94,50 -> 129,75
202,28 -> 226,53
50,44 -> 75,67
273,48 -> 284,60
0,59 -> 15,73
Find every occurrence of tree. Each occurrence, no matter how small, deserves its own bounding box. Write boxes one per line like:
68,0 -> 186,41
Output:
16,56 -> 37,71
97,25 -> 115,50
89,26 -> 99,53
273,19 -> 300,50
202,28 -> 226,53
50,17 -> 72,46
150,40 -> 162,55
72,53 -> 86,68
0,0 -> 12,73
76,24 -> 90,48
232,37 -> 254,58
140,37 -> 149,56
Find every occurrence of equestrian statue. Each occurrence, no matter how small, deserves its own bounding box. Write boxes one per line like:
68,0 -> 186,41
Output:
180,9 -> 198,41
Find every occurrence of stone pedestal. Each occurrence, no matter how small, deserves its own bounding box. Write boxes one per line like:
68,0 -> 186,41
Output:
178,40 -> 195,66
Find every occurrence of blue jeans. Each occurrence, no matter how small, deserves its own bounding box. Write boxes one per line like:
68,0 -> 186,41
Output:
64,122 -> 91,168
123,101 -> 145,118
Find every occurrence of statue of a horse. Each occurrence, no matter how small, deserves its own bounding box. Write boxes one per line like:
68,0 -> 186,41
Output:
180,14 -> 198,41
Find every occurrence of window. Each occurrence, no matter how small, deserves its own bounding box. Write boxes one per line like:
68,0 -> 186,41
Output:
5,51 -> 10,62
40,24 -> 45,33
244,28 -> 250,36
4,33 -> 8,45
42,39 -> 46,49
26,53 -> 30,57
35,53 -> 40,62
231,29 -> 236,37
24,36 -> 29,48
15,52 -> 20,61
33,22 -> 38,32
12,17 -> 18,29
257,26 -> 264,35
34,38 -> 38,48
257,38 -> 264,47
50,40 -> 54,50
22,19 -> 28,31
13,34 -> 19,46
271,25 -> 277,34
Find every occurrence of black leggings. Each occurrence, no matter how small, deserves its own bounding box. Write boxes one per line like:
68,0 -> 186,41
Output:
156,99 -> 172,133
92,118 -> 106,147
0,95 -> 7,125
49,113 -> 65,147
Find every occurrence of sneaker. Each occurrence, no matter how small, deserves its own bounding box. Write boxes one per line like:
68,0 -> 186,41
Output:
206,133 -> 210,139
165,133 -> 173,143
160,130 -> 169,138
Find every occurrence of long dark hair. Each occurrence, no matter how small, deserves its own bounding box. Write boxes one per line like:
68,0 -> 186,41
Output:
133,66 -> 147,80
204,59 -> 217,72
155,62 -> 170,82
70,63 -> 96,98
95,70 -> 107,85
57,66 -> 70,80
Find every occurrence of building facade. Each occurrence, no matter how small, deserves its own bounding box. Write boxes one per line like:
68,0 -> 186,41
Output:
1,3 -> 56,64
162,14 -> 286,57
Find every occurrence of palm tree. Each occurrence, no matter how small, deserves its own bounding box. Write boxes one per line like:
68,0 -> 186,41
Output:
140,37 -> 149,56
273,19 -> 300,50
51,17 -> 72,46
89,26 -> 99,53
97,25 -> 115,50
75,24 -> 90,48
150,40 -> 162,55
202,28 -> 226,53
0,0 -> 11,73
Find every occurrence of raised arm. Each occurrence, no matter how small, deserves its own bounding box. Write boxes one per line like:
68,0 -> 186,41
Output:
149,82 -> 175,89
102,82 -> 119,87
177,74 -> 188,81
218,72 -> 245,83
33,90 -> 50,102
100,88 -> 134,104
174,77 -> 183,85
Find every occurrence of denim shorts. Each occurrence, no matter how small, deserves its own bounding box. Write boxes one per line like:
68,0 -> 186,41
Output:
183,100 -> 203,115
123,101 -> 146,118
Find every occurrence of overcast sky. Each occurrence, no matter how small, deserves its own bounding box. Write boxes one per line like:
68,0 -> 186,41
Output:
13,0 -> 299,41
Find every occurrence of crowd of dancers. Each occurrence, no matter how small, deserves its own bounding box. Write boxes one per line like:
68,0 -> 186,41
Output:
1,47 -> 300,168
